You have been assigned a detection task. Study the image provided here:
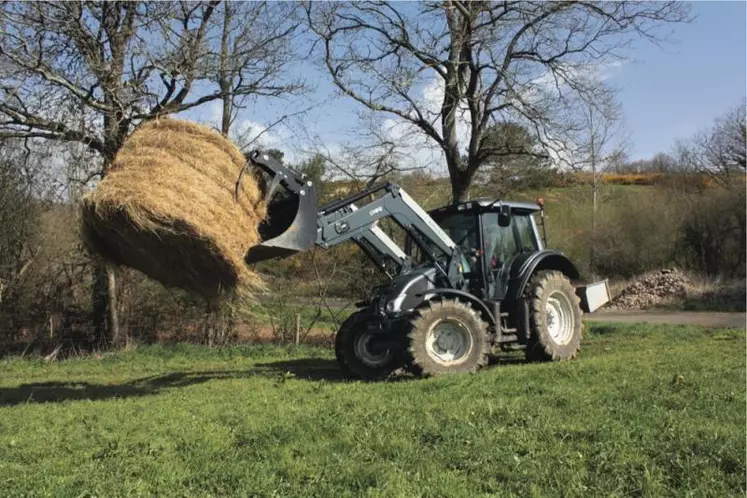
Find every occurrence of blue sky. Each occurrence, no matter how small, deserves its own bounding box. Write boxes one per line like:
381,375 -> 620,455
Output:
616,1 -> 746,160
187,1 -> 746,166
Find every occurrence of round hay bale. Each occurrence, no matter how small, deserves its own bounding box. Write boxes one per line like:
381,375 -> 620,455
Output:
81,118 -> 267,298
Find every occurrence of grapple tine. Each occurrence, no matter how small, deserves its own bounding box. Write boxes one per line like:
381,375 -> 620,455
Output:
243,150 -> 318,264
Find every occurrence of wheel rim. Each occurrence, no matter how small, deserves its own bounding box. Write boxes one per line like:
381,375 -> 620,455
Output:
425,319 -> 473,365
353,331 -> 392,367
545,291 -> 575,345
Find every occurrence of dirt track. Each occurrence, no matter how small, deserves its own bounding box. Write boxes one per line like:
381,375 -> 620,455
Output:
267,296 -> 745,330
586,311 -> 745,329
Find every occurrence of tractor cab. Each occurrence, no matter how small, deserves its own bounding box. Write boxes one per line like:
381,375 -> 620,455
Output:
408,200 -> 544,300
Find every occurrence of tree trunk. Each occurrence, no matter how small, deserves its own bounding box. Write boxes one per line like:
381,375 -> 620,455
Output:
219,2 -> 232,136
590,181 -> 598,275
91,264 -> 108,345
589,127 -> 597,275
91,264 -> 122,347
91,151 -> 122,347
449,159 -> 479,204
450,174 -> 470,204
204,299 -> 217,346
107,266 -> 121,346
221,94 -> 232,136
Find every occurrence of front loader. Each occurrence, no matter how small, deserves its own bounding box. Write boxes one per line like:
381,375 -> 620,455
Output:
243,150 -> 610,379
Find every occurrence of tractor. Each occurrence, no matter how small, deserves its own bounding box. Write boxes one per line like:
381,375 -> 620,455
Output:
243,151 -> 610,379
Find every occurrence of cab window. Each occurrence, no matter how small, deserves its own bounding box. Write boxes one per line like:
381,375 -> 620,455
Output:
513,214 -> 539,252
483,212 -> 538,269
439,213 -> 479,255
483,213 -> 517,268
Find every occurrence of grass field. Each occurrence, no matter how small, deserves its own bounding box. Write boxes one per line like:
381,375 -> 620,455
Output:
0,323 -> 744,497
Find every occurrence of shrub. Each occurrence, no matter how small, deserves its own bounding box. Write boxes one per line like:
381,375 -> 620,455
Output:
590,189 -> 683,277
677,186 -> 746,276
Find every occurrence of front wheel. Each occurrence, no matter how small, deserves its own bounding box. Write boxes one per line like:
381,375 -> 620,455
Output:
407,299 -> 490,376
524,271 -> 583,361
335,311 -> 402,381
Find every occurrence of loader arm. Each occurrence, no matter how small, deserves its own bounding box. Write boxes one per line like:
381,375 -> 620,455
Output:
349,206 -> 409,278
245,151 -> 462,285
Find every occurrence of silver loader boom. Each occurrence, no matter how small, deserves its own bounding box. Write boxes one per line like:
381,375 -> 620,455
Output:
244,150 -> 461,282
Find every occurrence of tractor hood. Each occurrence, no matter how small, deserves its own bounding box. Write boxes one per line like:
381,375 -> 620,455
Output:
375,267 -> 439,314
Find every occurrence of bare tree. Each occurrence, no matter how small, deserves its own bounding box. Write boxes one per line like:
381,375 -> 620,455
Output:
214,1 -> 304,136
314,138 -> 424,189
0,1 -> 302,344
0,143 -> 41,311
307,1 -> 689,203
675,101 -> 746,184
569,96 -> 627,273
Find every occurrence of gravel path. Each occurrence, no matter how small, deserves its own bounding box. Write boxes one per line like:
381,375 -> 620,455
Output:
586,311 -> 745,329
260,296 -> 745,329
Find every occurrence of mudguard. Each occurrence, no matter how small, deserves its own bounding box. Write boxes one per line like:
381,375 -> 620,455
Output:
504,250 -> 580,305
418,288 -> 497,326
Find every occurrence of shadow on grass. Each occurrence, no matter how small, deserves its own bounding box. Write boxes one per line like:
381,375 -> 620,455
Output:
0,359 -> 350,407
0,370 -> 257,407
0,353 -> 534,406
255,358 -> 350,382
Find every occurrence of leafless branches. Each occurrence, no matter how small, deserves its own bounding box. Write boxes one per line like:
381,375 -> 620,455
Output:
0,1 -> 304,169
675,101 -> 746,185
214,1 -> 305,135
306,1 -> 690,202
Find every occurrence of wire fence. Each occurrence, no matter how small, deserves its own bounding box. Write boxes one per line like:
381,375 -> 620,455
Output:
0,296 -> 359,358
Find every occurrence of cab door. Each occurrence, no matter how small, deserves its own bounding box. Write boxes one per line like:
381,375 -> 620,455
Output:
482,212 -> 519,301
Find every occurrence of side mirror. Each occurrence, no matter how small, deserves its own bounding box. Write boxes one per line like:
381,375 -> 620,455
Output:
498,204 -> 511,227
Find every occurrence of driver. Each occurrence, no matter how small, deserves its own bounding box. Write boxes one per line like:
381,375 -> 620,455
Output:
452,228 -> 477,272
487,226 -> 515,269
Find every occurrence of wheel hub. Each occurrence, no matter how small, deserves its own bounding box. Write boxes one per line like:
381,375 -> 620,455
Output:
426,319 -> 473,365
545,291 -> 574,345
353,331 -> 393,367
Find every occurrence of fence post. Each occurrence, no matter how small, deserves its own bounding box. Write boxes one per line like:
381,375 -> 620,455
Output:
295,313 -> 301,345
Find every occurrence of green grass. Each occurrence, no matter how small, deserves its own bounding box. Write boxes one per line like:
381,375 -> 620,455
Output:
1,323 -> 744,497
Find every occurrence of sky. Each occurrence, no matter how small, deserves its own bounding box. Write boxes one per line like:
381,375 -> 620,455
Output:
184,1 -> 747,168
615,1 -> 746,160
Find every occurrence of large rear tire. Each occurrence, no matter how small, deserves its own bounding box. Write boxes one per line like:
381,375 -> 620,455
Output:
408,299 -> 490,376
335,310 -> 402,381
334,311 -> 362,377
525,271 -> 583,361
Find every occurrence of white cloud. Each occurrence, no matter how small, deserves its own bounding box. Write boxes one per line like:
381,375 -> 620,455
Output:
176,100 -> 293,160
374,76 -> 479,175
524,61 -> 624,102
374,62 -> 625,173
507,61 -> 626,169
231,119 -> 285,151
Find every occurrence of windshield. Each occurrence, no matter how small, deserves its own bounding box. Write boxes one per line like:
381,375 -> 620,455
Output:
438,213 -> 479,254
408,212 -> 478,270
406,210 -> 540,272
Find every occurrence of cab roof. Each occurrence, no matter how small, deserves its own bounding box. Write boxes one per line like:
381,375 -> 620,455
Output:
429,199 -> 542,217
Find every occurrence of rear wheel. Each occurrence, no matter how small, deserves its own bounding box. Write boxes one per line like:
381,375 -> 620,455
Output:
334,312 -> 362,377
335,311 -> 402,380
408,299 -> 490,376
525,271 -> 583,361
